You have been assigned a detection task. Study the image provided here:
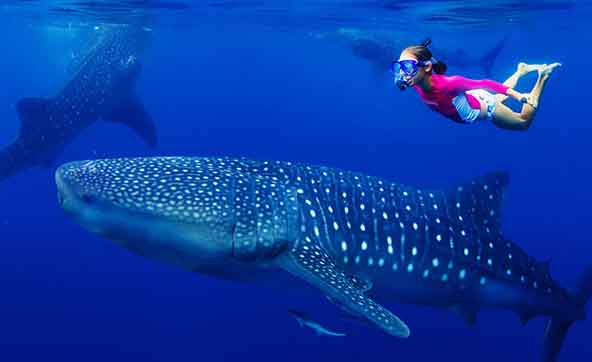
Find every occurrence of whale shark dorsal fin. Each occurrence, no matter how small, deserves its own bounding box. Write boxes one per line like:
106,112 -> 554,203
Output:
479,35 -> 509,77
447,171 -> 509,235
279,241 -> 410,338
538,259 -> 552,275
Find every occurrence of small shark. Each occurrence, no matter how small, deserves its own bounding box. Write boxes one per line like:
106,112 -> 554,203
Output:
288,309 -> 347,337
55,156 -> 591,361
0,24 -> 156,183
324,28 -> 508,77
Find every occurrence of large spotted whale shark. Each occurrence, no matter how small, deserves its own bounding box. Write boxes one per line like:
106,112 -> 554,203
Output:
0,24 -> 156,183
55,156 -> 591,361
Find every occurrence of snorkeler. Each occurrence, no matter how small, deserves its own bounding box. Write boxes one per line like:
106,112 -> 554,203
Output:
392,39 -> 561,130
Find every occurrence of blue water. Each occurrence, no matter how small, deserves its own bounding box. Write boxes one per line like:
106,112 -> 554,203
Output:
1,1 -> 591,361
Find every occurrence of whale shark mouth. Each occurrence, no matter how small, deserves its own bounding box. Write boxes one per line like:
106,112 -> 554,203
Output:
55,161 -> 105,216
55,162 -> 83,215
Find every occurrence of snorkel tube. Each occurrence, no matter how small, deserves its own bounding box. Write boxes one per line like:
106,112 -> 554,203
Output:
394,72 -> 409,90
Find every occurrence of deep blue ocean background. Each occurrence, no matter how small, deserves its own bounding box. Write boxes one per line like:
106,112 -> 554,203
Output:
1,1 -> 591,361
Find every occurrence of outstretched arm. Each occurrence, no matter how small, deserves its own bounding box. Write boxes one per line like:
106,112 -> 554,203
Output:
447,75 -> 527,103
505,88 -> 533,106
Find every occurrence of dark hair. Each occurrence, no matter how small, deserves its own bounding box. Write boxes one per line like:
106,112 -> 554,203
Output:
404,38 -> 447,74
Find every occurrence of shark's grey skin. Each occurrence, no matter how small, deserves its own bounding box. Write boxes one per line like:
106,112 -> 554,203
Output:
55,156 -> 592,361
0,24 -> 156,182
288,309 -> 347,337
324,28 -> 508,77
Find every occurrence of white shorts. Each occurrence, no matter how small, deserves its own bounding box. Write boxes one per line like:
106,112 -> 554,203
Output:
452,89 -> 496,124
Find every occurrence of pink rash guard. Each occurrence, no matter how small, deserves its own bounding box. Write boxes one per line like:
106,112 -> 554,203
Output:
413,74 -> 509,123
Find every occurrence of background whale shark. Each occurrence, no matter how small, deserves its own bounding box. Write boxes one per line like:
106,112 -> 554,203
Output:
55,156 -> 592,362
0,24 -> 156,183
317,28 -> 508,78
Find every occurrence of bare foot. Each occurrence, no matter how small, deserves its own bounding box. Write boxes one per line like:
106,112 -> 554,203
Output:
539,62 -> 562,78
518,62 -> 546,75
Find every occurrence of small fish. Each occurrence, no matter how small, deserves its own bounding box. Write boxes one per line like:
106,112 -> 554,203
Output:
288,309 -> 347,337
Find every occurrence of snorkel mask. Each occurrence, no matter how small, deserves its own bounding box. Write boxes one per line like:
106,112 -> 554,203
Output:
390,58 -> 437,90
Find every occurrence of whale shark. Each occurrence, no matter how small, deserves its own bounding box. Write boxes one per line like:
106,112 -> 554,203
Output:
0,24 -> 156,183
55,156 -> 591,361
320,28 -> 508,77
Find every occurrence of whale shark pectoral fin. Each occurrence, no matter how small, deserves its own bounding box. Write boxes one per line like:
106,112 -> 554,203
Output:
349,275 -> 373,293
104,96 -> 157,148
287,309 -> 305,328
278,244 -> 410,338
16,97 -> 50,140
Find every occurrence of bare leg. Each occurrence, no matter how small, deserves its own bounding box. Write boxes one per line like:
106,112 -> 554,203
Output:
491,63 -> 560,131
528,62 -> 561,108
495,62 -> 545,103
515,73 -> 546,123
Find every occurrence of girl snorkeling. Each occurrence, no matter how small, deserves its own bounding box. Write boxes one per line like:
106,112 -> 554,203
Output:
392,39 -> 560,130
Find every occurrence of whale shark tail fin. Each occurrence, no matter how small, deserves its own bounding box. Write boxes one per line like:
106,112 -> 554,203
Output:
479,35 -> 509,77
15,94 -> 156,164
104,95 -> 157,148
447,171 -> 509,236
0,143 -> 29,182
543,265 -> 592,362
0,97 -> 61,182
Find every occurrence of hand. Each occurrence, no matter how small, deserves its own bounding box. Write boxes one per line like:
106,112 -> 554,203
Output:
514,92 -> 527,103
511,89 -> 536,109
520,94 -> 537,109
